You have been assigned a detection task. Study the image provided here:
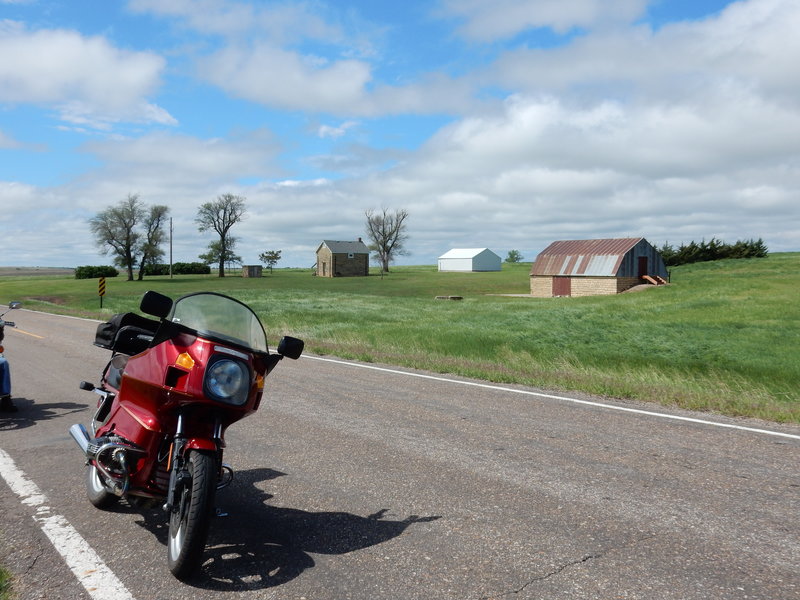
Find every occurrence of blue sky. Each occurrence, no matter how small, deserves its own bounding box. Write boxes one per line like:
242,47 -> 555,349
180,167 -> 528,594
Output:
1,0 -> 798,268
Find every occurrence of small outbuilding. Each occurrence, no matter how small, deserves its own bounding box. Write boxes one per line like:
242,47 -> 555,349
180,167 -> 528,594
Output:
438,248 -> 502,272
315,238 -> 370,277
530,237 -> 668,297
241,265 -> 263,278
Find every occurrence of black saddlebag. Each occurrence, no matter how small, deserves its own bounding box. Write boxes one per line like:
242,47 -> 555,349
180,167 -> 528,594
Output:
94,312 -> 160,355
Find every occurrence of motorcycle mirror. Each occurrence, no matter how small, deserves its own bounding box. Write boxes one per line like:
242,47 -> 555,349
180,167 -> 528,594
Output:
8,301 -> 21,309
140,291 -> 173,319
277,336 -> 304,360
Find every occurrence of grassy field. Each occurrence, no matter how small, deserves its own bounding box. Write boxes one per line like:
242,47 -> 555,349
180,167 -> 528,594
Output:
1,255 -> 798,423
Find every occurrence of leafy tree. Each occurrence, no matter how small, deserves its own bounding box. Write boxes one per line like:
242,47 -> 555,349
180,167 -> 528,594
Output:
196,193 -> 246,277
258,250 -> 282,274
658,242 -> 677,266
89,194 -> 144,281
89,194 -> 170,281
136,204 -> 170,281
198,239 -> 242,273
364,208 -> 409,273
505,250 -> 523,263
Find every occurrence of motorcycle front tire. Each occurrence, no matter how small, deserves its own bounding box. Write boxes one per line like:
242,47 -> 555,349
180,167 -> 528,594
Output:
167,450 -> 217,580
85,463 -> 120,509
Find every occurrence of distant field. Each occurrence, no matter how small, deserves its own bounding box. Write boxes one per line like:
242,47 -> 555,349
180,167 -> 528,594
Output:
0,267 -> 74,277
1,256 -> 798,423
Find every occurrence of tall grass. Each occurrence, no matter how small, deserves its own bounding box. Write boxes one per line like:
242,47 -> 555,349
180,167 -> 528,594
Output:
1,256 -> 798,422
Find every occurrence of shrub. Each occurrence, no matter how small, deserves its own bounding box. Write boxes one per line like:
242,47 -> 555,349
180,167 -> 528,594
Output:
142,263 -> 171,276
141,262 -> 211,275
660,238 -> 768,267
75,266 -> 119,279
172,262 -> 211,275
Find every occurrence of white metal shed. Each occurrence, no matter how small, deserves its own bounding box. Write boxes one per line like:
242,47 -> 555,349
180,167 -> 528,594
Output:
438,248 -> 501,272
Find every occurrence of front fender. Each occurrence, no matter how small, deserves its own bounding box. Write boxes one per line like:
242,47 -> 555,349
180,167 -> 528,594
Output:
183,437 -> 218,453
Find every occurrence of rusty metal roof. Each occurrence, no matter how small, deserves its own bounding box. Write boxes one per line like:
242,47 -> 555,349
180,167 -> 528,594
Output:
531,238 -> 643,276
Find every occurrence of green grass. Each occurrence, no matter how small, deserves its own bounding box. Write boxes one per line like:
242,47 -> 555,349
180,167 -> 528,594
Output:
0,566 -> 12,600
1,257 -> 798,423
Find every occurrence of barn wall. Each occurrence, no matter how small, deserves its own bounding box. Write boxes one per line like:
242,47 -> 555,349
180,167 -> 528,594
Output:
571,277 -> 640,297
439,258 -> 473,272
530,275 -> 640,297
473,251 -> 501,271
530,276 -> 552,297
616,240 -> 668,278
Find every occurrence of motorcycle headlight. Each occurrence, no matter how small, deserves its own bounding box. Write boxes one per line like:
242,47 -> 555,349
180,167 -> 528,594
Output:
204,358 -> 249,406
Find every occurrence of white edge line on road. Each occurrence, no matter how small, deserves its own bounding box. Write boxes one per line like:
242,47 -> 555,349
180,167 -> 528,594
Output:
302,355 -> 800,441
0,448 -> 136,600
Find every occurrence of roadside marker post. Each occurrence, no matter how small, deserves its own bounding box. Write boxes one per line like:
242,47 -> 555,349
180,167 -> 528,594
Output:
98,276 -> 106,308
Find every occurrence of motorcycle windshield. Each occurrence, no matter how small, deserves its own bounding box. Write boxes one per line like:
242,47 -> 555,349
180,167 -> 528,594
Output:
169,293 -> 268,353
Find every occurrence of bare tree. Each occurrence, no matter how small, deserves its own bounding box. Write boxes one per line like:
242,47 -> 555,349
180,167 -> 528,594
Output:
364,208 -> 409,273
89,194 -> 144,281
195,193 -> 246,277
137,204 -> 170,280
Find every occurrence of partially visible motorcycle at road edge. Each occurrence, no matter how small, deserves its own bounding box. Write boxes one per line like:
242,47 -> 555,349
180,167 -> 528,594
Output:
69,291 -> 304,579
0,301 -> 22,412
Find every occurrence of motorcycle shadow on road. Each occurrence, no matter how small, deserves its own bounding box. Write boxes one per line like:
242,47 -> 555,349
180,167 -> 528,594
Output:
0,398 -> 85,431
133,467 -> 441,590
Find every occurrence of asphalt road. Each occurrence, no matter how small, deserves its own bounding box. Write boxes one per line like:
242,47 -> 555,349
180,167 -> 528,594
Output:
1,309 -> 798,600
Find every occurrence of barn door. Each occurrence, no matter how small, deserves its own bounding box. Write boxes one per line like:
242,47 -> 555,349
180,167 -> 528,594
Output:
638,256 -> 648,278
552,277 -> 571,297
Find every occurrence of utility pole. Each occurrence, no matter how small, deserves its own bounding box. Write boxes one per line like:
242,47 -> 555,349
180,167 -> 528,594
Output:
169,217 -> 173,279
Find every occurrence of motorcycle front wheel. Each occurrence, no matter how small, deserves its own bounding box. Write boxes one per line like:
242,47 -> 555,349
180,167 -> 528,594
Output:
85,463 -> 120,509
167,450 -> 217,580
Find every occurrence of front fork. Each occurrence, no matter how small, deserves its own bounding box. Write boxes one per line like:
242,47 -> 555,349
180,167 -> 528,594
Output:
163,412 -> 231,513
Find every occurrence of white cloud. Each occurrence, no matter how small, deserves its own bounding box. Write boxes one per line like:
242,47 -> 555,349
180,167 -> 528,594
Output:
437,0 -> 647,40
318,120 -> 359,139
127,0 -> 345,44
489,0 -> 800,108
0,23 -> 173,127
79,130 -> 283,192
199,43 -> 373,113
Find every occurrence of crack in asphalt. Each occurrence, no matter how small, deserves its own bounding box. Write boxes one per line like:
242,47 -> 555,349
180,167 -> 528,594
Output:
479,553 -> 602,600
22,539 -> 45,576
478,535 -> 658,600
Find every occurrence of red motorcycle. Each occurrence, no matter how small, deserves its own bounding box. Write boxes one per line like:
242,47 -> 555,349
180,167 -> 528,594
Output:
70,291 -> 303,579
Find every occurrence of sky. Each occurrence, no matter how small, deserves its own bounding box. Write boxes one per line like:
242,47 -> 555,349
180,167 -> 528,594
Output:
0,0 -> 798,269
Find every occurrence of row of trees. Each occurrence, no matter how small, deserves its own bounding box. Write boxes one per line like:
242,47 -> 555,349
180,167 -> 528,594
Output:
90,193 -> 254,280
90,193 -> 412,279
658,238 -> 768,266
